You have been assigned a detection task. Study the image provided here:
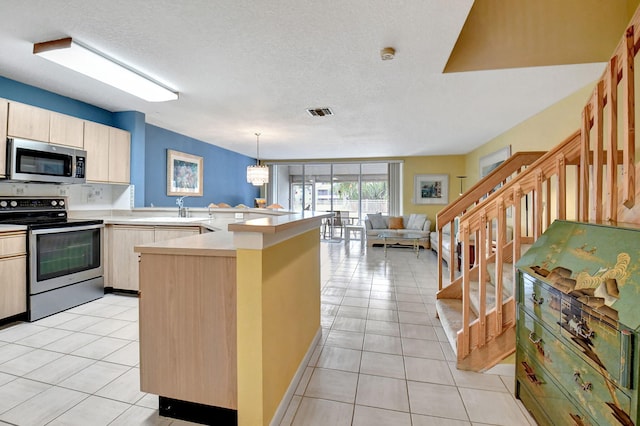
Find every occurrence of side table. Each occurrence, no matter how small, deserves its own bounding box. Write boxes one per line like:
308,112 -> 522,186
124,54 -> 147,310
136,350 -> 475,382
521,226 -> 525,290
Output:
344,224 -> 365,246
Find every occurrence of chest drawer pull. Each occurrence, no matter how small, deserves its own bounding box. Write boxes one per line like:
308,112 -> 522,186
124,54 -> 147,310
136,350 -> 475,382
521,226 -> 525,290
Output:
521,361 -> 541,385
573,372 -> 592,391
530,293 -> 544,305
568,317 -> 595,339
528,331 -> 546,356
528,331 -> 542,345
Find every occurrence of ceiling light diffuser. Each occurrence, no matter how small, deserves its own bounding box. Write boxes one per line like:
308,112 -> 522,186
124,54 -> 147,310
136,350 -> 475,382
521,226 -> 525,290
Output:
33,37 -> 178,102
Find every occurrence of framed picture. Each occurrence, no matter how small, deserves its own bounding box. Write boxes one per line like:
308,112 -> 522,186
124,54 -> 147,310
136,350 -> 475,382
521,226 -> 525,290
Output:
167,149 -> 203,196
479,145 -> 511,178
414,174 -> 448,204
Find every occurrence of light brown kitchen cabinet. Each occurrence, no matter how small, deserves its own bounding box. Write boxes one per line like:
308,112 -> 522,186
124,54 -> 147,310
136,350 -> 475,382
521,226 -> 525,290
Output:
108,225 -> 200,292
0,231 -> 27,320
154,226 -> 201,242
83,121 -> 110,182
7,102 -> 50,141
110,225 -> 155,292
84,122 -> 130,184
49,111 -> 84,148
108,128 -> 131,184
0,99 -> 8,177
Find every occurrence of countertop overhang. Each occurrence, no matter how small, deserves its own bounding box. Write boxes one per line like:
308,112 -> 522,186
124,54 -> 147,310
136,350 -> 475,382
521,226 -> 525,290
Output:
133,211 -> 330,255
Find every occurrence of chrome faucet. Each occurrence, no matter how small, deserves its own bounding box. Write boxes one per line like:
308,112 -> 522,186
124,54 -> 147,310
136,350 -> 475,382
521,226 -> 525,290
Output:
176,196 -> 188,217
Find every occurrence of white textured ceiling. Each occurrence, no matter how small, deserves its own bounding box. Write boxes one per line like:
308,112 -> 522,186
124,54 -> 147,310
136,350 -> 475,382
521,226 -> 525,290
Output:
0,0 -> 606,160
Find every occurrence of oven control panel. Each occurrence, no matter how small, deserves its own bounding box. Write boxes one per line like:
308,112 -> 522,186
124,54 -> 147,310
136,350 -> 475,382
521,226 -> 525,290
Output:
0,197 -> 66,211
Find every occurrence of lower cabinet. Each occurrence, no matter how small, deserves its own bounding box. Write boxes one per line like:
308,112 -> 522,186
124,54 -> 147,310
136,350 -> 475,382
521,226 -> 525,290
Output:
0,231 -> 27,320
108,225 -> 201,292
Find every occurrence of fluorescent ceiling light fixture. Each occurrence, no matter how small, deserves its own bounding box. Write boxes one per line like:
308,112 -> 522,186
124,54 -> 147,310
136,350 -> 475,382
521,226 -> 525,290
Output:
33,37 -> 178,102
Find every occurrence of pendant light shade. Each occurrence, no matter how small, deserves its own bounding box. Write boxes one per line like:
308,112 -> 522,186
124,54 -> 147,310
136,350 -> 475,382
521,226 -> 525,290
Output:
247,133 -> 269,186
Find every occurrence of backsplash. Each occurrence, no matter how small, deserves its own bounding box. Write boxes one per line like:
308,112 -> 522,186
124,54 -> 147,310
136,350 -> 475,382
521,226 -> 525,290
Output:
0,182 -> 132,211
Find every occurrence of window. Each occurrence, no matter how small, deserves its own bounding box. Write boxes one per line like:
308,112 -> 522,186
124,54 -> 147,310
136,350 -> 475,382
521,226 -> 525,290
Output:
267,161 -> 402,221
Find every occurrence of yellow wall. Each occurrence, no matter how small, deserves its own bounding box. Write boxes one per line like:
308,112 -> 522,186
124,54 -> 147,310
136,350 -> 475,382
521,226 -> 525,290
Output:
236,229 -> 321,426
465,82 -> 596,184
402,155 -> 466,228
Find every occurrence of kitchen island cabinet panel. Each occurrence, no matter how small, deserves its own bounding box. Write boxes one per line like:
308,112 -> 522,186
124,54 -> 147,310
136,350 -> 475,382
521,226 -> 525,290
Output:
139,253 -> 237,408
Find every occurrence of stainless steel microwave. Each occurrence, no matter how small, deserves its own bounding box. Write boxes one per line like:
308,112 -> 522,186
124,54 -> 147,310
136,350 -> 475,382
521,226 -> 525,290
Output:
6,138 -> 86,184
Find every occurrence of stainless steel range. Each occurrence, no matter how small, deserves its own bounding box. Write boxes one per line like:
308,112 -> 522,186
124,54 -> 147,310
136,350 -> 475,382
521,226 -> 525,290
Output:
0,197 -> 104,321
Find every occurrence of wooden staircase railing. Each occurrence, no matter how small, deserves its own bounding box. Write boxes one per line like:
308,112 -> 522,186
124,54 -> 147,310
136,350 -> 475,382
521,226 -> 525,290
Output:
435,6 -> 640,372
435,151 -> 545,291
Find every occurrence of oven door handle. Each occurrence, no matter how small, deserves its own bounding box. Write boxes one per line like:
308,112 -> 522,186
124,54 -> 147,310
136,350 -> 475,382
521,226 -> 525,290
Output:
29,223 -> 104,235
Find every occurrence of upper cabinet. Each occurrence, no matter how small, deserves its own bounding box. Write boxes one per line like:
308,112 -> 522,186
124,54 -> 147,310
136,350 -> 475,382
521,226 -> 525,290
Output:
83,121 -> 110,182
109,127 -> 131,184
0,99 -> 8,177
49,111 -> 84,148
8,102 -> 84,148
7,102 -> 50,141
4,101 -> 131,184
84,121 -> 131,184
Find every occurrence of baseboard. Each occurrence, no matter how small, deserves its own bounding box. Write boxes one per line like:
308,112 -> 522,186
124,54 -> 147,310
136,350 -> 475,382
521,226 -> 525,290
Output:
269,327 -> 322,426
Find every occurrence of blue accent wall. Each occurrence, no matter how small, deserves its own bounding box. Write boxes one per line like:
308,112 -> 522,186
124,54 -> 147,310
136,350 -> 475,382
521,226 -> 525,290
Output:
0,75 -> 259,208
114,111 -> 146,206
0,76 -> 113,125
145,124 -> 259,208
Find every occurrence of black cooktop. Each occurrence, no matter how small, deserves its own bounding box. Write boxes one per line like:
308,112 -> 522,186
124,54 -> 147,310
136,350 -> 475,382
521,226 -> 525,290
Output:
0,197 -> 103,228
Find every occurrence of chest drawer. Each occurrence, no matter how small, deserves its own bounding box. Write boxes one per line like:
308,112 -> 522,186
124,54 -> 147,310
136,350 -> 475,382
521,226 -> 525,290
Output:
518,314 -> 633,425
517,350 -> 594,426
518,307 -> 631,390
520,273 -> 562,330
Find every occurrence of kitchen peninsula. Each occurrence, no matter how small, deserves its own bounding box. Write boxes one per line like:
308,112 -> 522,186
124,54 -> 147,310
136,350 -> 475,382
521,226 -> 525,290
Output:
134,211 -> 327,426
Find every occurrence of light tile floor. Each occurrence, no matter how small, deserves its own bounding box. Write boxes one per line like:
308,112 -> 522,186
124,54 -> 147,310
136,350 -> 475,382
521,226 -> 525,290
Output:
281,241 -> 536,426
0,240 -> 535,425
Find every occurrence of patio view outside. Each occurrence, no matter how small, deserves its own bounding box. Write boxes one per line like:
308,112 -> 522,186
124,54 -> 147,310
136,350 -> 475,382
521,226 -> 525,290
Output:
269,162 -> 393,224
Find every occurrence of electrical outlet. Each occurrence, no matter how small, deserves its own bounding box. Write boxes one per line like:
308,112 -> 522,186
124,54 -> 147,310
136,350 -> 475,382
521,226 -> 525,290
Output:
59,187 -> 68,196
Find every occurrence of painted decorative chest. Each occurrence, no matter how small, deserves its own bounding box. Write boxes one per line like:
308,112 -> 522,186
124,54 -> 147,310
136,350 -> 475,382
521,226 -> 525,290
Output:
515,220 -> 640,426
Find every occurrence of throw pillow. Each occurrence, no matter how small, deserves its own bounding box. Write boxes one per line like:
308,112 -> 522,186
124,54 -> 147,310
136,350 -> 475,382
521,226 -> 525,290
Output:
388,216 -> 404,229
368,213 -> 386,229
407,213 -> 427,230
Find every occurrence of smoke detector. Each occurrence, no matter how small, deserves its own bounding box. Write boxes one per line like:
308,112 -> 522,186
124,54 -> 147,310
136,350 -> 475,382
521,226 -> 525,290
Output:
380,47 -> 395,60
307,107 -> 333,117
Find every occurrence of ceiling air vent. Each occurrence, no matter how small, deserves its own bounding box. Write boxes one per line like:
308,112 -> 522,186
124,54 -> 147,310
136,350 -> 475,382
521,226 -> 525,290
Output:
307,107 -> 333,117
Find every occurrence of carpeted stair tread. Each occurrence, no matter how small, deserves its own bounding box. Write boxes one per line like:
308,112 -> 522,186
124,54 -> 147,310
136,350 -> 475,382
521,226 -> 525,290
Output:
436,298 -> 478,355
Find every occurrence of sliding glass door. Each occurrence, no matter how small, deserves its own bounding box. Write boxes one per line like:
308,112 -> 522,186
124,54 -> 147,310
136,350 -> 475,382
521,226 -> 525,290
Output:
267,161 -> 399,222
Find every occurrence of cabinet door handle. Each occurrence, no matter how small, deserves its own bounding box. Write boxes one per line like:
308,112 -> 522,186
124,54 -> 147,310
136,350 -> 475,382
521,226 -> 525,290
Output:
573,372 -> 592,391
530,293 -> 544,305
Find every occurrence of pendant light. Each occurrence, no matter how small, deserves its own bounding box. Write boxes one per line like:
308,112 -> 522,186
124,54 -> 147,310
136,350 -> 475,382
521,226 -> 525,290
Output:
247,133 -> 269,186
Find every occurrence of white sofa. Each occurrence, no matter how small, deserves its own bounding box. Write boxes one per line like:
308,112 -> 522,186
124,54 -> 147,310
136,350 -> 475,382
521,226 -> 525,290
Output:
430,222 -> 455,266
364,213 -> 431,249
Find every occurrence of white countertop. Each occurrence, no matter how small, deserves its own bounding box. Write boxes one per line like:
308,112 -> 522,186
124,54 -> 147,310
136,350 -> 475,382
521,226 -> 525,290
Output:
134,211 -> 330,254
0,224 -> 28,232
